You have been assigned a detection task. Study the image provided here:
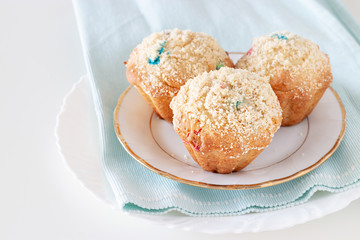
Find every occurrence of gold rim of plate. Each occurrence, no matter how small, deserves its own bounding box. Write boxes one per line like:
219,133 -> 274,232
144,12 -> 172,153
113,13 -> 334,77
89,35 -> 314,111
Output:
113,86 -> 346,191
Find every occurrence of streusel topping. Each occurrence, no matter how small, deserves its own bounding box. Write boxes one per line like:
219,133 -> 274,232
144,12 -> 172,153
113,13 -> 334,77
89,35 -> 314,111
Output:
236,31 -> 331,96
170,67 -> 282,152
126,28 -> 230,97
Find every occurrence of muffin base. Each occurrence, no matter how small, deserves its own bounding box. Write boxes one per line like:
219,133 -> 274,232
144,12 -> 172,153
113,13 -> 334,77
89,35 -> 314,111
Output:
126,67 -> 175,123
174,113 -> 279,174
271,70 -> 332,126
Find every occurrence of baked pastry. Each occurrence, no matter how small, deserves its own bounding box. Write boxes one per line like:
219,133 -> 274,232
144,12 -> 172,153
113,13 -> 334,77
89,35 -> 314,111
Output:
236,31 -> 333,126
170,67 -> 282,173
125,28 -> 234,123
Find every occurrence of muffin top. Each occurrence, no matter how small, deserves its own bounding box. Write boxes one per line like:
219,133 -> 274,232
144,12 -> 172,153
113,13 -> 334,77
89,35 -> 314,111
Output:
126,28 -> 232,97
236,31 -> 332,95
170,67 -> 282,153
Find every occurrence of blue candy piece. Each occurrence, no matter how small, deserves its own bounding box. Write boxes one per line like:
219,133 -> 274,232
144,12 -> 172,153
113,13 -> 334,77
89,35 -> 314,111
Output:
157,47 -> 164,55
271,33 -> 288,40
148,56 -> 160,65
148,41 -> 167,65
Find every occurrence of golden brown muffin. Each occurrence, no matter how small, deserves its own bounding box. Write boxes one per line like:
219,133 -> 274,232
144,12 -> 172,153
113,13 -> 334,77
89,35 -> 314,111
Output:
126,28 -> 234,123
236,31 -> 332,126
170,67 -> 282,174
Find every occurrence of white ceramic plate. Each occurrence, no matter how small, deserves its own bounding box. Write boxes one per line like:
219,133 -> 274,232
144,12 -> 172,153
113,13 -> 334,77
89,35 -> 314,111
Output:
56,77 -> 360,233
114,61 -> 346,189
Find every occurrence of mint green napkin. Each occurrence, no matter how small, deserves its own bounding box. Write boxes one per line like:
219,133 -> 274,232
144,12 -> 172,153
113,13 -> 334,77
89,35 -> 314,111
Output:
73,0 -> 360,216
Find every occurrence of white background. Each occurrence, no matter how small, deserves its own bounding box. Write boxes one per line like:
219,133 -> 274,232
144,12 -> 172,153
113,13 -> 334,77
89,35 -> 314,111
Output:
1,0 -> 360,239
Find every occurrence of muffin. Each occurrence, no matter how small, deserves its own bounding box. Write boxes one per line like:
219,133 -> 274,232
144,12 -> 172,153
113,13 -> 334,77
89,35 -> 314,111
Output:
170,67 -> 282,173
125,28 -> 234,123
236,31 -> 333,126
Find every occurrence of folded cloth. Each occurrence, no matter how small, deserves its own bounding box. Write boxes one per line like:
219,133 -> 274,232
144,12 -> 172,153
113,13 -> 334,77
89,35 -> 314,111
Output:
73,0 -> 360,216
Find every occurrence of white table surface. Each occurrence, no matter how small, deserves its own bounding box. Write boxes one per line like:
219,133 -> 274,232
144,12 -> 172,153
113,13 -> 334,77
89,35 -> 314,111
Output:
1,0 -> 360,239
